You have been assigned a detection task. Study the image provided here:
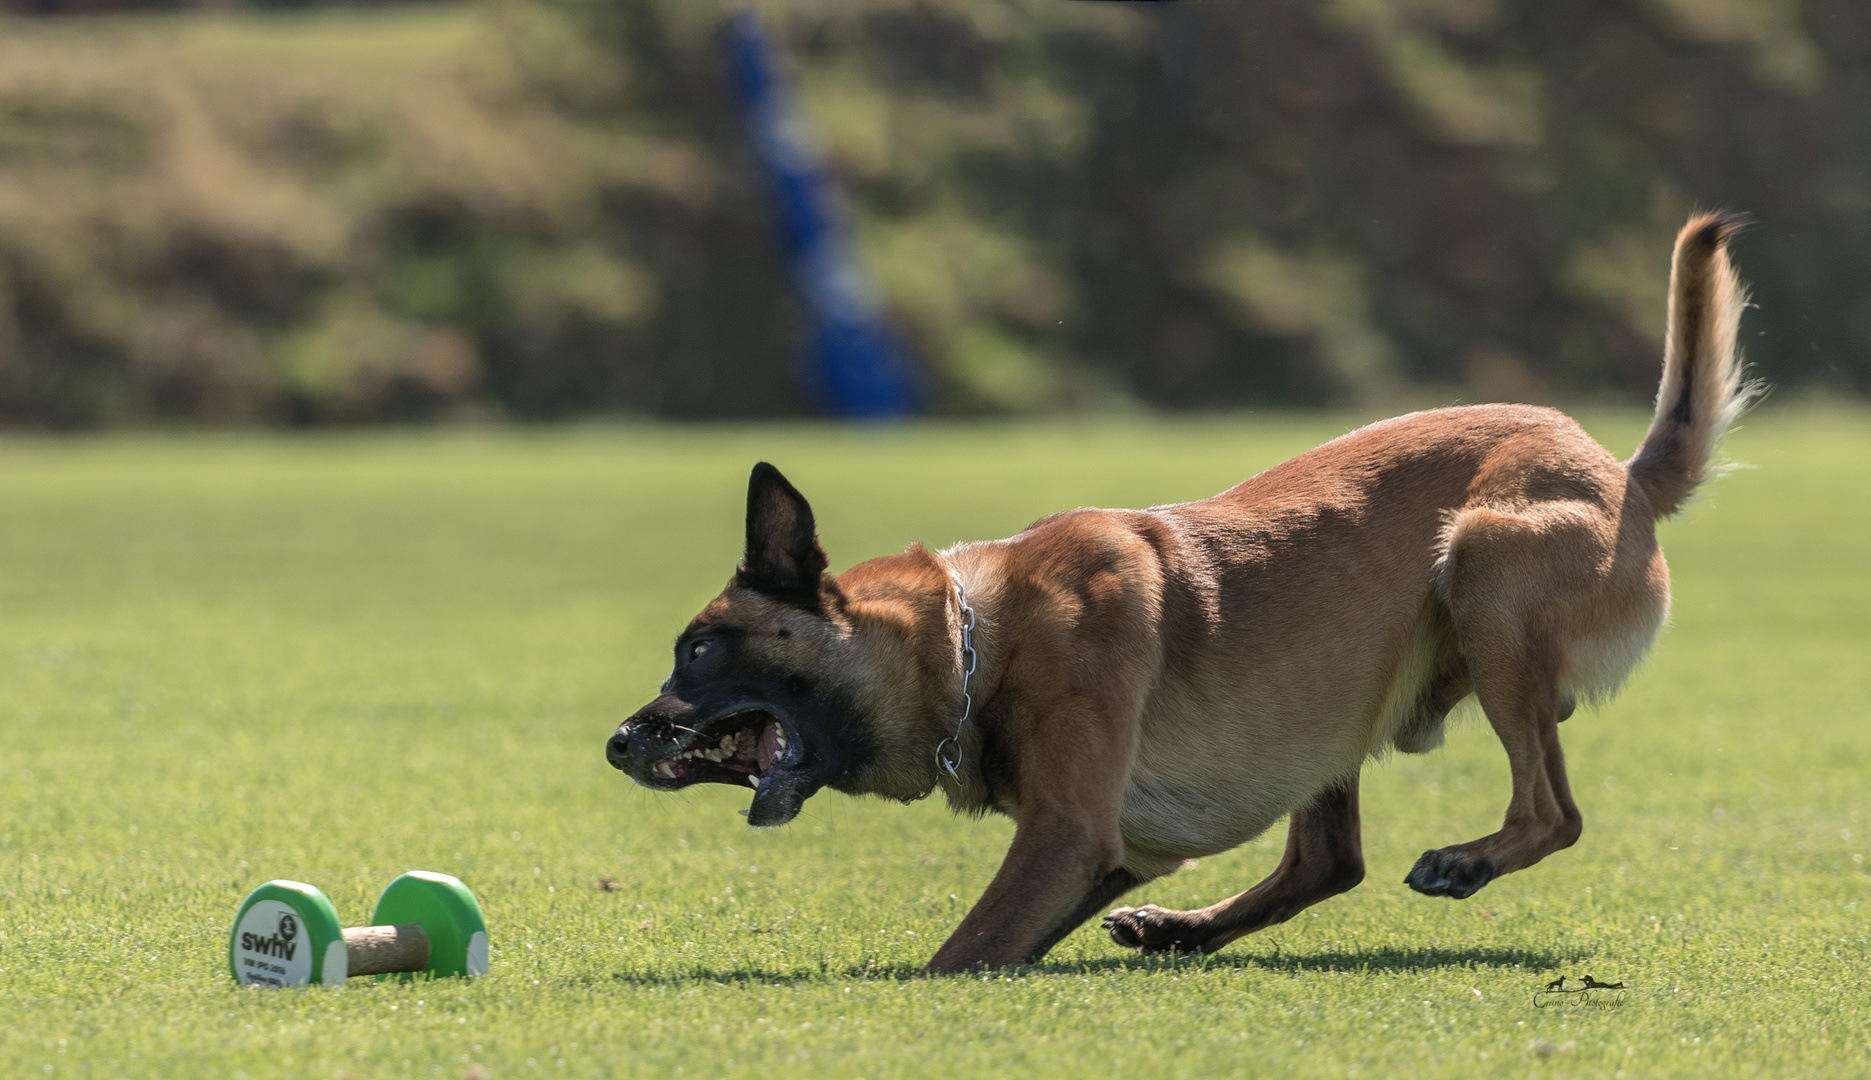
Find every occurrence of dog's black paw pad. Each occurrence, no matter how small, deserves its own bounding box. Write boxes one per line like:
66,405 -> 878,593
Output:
1103,907 -> 1147,949
1404,849 -> 1496,899
1104,905 -> 1206,953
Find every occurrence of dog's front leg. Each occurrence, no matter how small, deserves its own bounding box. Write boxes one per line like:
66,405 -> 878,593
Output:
923,807 -> 1129,973
920,547 -> 1161,975
923,687 -> 1140,973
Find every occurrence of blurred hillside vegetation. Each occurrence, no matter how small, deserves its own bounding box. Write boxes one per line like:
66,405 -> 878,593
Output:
0,0 -> 1866,425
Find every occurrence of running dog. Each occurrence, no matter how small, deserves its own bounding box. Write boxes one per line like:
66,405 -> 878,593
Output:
607,214 -> 1753,972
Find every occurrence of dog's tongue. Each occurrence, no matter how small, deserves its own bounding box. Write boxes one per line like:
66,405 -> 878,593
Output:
745,777 -> 806,826
755,718 -> 787,770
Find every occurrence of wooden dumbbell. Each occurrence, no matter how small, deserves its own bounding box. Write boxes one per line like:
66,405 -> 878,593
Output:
229,871 -> 489,987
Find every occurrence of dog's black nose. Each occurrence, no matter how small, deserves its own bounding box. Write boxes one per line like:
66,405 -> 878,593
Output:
605,729 -> 633,771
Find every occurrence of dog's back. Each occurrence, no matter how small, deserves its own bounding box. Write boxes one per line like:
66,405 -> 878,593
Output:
980,405 -> 1637,870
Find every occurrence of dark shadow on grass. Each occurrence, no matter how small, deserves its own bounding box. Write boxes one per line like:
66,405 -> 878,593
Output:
603,965 -> 924,988
596,944 -> 1589,987
1023,943 -> 1590,978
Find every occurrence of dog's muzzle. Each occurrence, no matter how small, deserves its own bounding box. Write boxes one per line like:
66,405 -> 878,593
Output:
605,700 -> 814,827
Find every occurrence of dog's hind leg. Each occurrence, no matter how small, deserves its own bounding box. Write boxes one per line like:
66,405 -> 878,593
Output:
1404,506 -> 1588,899
1402,642 -> 1578,898
1103,776 -> 1364,954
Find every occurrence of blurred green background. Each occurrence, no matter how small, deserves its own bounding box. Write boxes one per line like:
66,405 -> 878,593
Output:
0,0 -> 1865,426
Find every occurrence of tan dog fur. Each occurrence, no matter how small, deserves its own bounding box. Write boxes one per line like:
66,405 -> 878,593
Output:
608,214 -> 1753,973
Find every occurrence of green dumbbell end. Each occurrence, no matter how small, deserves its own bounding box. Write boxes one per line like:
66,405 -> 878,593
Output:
369,871 -> 488,979
229,880 -> 347,987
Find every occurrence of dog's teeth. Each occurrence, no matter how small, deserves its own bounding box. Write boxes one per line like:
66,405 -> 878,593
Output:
654,761 -> 675,779
749,775 -> 761,789
775,732 -> 788,750
720,736 -> 734,751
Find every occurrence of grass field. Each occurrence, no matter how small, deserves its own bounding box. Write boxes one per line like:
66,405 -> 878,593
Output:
1,408 -> 1867,1078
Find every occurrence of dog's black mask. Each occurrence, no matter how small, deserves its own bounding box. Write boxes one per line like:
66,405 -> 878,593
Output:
606,463 -> 872,826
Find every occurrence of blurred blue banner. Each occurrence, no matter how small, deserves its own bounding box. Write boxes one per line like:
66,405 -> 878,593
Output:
722,11 -> 922,420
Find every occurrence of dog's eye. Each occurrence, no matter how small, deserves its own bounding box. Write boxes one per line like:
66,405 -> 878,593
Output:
689,640 -> 711,661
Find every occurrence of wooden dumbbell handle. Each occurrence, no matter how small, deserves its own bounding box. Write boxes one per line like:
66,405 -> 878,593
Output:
342,923 -> 431,977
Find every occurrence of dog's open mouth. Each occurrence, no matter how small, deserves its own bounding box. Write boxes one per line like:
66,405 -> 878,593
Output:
647,709 -> 795,790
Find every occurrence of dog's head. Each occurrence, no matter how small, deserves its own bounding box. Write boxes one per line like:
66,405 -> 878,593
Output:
607,462 -> 916,826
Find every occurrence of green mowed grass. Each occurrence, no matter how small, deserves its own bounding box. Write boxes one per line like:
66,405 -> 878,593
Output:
1,410 -> 1867,1078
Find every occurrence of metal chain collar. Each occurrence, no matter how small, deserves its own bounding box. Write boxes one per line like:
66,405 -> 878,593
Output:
934,574 -> 977,782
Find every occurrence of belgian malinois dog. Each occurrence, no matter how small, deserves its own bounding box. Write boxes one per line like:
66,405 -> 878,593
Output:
607,214 -> 1753,973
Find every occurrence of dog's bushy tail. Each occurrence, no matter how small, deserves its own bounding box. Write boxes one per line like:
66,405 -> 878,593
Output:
1626,212 -> 1760,519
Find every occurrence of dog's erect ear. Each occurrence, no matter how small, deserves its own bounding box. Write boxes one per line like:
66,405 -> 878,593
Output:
738,462 -> 829,600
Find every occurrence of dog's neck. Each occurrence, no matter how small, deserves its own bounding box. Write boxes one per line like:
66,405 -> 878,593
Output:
826,542 -> 1009,810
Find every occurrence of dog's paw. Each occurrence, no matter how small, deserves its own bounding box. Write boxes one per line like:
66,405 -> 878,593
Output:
1103,905 -> 1208,954
1404,848 -> 1497,899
